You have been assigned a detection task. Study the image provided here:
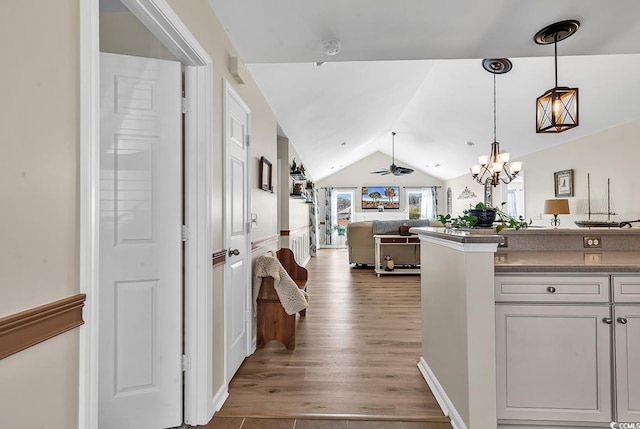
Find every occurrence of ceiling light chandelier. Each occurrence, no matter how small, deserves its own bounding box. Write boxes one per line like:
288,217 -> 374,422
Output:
534,20 -> 580,133
470,59 -> 523,187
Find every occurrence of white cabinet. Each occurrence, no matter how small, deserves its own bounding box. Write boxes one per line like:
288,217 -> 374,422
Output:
613,276 -> 640,422
496,304 -> 612,422
614,305 -> 640,422
496,274 -> 640,426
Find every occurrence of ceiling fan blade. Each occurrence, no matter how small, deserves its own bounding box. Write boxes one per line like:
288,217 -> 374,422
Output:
371,169 -> 390,174
393,166 -> 414,176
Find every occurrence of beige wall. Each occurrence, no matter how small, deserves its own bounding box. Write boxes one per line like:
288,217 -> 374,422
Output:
0,1 -> 79,316
1,1 -> 280,427
100,12 -> 177,60
0,1 -> 80,428
445,118 -> 640,227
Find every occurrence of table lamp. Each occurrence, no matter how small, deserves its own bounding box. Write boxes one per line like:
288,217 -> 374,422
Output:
544,199 -> 570,227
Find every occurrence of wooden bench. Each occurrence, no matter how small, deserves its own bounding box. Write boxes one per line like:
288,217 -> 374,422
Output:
256,248 -> 307,350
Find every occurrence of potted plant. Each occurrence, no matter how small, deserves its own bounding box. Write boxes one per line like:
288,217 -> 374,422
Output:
437,202 -> 530,233
333,224 -> 347,236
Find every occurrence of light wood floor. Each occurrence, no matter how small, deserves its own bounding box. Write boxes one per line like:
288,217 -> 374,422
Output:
203,248 -> 450,428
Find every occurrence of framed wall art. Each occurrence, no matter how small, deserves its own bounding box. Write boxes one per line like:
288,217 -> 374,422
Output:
361,186 -> 400,209
554,169 -> 574,197
259,156 -> 273,192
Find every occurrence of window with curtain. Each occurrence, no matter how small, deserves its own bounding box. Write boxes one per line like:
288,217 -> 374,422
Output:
406,187 -> 437,219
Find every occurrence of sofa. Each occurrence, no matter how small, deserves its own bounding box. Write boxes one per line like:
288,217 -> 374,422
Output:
346,219 -> 432,266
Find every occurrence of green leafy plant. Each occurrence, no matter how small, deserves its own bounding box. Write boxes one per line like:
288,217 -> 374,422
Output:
333,224 -> 347,235
437,202 -> 530,233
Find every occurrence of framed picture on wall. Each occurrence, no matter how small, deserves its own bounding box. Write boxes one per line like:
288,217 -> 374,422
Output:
361,186 -> 400,209
554,169 -> 574,197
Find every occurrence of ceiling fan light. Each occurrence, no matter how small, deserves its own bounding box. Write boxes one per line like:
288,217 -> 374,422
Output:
536,87 -> 579,133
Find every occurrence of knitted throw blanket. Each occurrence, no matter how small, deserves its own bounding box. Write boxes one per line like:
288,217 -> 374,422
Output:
253,252 -> 309,316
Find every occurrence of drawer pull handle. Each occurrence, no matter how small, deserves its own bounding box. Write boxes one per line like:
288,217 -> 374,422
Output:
603,318 -> 613,325
546,286 -> 556,293
617,317 -> 628,325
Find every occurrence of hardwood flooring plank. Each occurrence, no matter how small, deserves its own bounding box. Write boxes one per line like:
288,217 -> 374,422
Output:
216,249 -> 450,425
295,420 -> 348,429
202,416 -> 244,429
241,418 -> 295,429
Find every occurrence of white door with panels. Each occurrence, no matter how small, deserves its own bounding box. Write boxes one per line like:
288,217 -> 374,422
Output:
99,52 -> 183,429
224,82 -> 251,382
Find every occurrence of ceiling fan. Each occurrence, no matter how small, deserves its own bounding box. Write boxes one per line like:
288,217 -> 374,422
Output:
371,132 -> 414,176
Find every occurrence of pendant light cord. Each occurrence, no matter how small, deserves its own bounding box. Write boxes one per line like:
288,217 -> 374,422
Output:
554,34 -> 559,88
493,69 -> 497,142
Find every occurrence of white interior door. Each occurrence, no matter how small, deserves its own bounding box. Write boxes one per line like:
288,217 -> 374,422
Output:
224,82 -> 251,382
99,52 -> 182,429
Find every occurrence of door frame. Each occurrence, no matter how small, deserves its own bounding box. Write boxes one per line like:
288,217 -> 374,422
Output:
79,0 -> 216,427
222,80 -> 253,380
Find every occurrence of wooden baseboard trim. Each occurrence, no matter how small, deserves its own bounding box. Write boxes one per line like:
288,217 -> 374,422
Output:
0,294 -> 86,360
280,225 -> 310,237
251,234 -> 279,251
212,249 -> 226,268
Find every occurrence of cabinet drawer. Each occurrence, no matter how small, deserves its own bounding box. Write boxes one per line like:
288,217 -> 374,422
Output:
613,276 -> 640,303
495,275 -> 609,302
380,237 -> 412,244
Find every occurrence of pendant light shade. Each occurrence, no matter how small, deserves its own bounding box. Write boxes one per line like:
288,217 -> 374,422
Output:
534,20 -> 580,133
536,86 -> 579,133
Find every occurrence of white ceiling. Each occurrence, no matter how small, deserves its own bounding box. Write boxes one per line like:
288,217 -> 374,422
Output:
208,0 -> 640,181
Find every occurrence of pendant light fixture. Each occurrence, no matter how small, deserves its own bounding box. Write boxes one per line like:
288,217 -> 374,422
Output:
470,59 -> 523,187
534,20 -> 580,133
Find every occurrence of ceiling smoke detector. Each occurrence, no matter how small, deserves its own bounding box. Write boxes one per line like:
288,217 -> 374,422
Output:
321,39 -> 342,56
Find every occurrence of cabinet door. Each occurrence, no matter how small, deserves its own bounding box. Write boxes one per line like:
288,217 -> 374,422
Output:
496,304 -> 612,422
615,305 -> 640,422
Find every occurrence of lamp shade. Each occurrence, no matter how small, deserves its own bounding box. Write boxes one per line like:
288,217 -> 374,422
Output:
544,199 -> 570,215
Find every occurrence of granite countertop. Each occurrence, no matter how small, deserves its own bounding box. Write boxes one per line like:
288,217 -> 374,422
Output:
494,251 -> 640,273
410,227 -> 640,272
409,226 -> 504,244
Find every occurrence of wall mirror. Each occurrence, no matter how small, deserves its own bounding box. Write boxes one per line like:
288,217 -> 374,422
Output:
259,156 -> 273,192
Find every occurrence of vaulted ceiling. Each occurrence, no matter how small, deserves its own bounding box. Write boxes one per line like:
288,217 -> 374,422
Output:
208,0 -> 640,181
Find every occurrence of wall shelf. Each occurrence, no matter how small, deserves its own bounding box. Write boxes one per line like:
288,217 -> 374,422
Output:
290,172 -> 307,181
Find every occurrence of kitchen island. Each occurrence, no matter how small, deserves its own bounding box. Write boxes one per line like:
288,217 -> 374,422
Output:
410,227 -> 640,429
